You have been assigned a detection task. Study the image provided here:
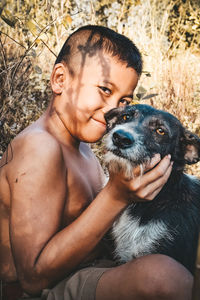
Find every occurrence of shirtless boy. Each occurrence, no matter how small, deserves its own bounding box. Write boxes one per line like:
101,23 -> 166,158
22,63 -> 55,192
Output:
0,25 -> 193,300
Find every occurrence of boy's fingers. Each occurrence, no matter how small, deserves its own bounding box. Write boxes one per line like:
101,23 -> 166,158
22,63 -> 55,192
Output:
129,157 -> 173,201
142,162 -> 173,200
145,186 -> 163,201
132,165 -> 144,177
114,154 -> 172,202
142,154 -> 172,184
144,154 -> 161,172
132,154 -> 170,178
132,154 -> 161,177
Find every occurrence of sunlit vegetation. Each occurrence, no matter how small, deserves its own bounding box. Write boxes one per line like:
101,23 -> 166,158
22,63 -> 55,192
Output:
0,0 -> 199,175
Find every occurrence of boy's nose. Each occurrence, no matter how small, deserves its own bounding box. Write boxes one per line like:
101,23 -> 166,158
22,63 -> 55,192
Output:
112,130 -> 134,149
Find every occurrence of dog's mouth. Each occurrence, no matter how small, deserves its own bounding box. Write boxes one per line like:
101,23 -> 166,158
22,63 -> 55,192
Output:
104,129 -> 156,176
106,147 -> 152,166
111,148 -> 129,159
104,128 -> 152,165
104,148 -> 153,179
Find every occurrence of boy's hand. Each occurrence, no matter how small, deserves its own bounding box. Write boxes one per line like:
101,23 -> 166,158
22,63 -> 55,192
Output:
107,154 -> 173,203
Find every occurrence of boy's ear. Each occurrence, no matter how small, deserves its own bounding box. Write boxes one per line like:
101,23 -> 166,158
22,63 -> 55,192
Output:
50,63 -> 69,94
181,129 -> 200,164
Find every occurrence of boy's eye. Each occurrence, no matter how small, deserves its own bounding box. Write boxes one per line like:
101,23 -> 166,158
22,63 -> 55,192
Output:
156,128 -> 165,135
99,86 -> 111,95
119,99 -> 131,107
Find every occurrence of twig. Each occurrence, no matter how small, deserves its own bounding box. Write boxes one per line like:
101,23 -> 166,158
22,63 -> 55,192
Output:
40,39 -> 57,57
8,17 -> 59,95
0,35 -> 11,92
0,30 -> 26,49
0,36 -> 7,70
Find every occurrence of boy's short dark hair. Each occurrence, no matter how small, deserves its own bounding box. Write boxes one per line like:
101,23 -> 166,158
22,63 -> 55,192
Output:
55,25 -> 143,76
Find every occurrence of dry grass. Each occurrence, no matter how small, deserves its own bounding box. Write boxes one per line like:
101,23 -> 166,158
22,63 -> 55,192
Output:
0,0 -> 199,176
137,52 -> 200,175
119,0 -> 200,176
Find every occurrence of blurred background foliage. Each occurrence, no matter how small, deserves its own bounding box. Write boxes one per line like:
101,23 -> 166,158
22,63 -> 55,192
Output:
0,0 -> 199,175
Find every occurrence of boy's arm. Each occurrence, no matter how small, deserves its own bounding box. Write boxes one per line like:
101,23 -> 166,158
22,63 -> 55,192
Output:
8,133 -> 68,293
8,134 -> 172,296
7,133 -> 125,295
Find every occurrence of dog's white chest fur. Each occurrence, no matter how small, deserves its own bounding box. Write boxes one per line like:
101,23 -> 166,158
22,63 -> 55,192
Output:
112,209 -> 174,262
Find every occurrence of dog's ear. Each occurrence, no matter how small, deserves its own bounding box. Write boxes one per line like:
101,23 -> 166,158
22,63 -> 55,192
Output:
181,129 -> 200,164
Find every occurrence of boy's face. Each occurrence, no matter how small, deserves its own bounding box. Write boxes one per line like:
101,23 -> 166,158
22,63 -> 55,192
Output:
54,52 -> 139,143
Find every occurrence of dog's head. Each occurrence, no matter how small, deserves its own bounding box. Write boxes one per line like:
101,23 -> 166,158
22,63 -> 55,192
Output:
104,104 -> 200,177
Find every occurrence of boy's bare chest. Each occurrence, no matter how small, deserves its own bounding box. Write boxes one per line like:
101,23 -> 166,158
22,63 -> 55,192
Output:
61,154 -> 102,226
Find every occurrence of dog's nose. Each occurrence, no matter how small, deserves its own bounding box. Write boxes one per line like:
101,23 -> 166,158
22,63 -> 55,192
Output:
112,130 -> 134,149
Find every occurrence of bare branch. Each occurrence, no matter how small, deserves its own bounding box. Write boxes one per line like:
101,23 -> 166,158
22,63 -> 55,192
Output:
0,30 -> 26,49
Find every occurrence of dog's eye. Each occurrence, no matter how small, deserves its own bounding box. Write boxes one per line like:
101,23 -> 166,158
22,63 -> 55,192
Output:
156,128 -> 165,135
121,114 -> 130,121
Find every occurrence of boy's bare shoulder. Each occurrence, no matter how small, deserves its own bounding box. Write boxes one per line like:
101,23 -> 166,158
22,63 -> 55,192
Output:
14,126 -> 62,157
5,126 -> 64,179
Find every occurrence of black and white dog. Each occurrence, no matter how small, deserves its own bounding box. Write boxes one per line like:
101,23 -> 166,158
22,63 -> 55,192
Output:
104,104 -> 200,274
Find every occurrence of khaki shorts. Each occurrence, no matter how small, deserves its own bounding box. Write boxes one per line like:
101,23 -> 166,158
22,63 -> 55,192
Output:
41,259 -> 118,300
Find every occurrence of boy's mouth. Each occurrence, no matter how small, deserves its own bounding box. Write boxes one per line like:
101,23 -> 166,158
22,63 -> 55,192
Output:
91,117 -> 106,128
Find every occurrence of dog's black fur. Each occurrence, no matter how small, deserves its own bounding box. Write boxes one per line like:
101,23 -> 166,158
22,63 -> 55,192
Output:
104,104 -> 200,274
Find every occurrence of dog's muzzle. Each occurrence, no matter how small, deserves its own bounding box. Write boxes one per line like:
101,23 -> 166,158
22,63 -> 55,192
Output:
112,129 -> 134,149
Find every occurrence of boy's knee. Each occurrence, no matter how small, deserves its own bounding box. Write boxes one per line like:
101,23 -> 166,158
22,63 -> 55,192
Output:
128,254 -> 193,300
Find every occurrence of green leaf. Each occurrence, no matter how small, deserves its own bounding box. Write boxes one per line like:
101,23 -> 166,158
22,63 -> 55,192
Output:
142,93 -> 158,100
142,71 -> 151,77
26,20 -> 40,36
136,93 -> 146,99
1,15 -> 16,27
1,8 -> 18,28
0,0 -> 7,17
137,86 -> 147,94
34,65 -> 42,74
